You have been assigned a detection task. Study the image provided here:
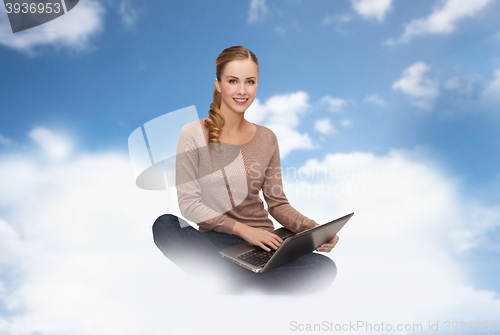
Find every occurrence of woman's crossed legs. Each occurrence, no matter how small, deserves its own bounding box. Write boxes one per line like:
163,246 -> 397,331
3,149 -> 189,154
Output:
152,214 -> 337,295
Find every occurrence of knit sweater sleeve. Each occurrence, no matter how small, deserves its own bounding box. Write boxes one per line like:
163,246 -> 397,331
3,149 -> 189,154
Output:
261,131 -> 318,233
175,123 -> 237,234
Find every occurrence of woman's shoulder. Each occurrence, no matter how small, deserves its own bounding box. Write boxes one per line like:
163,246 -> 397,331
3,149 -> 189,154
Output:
254,123 -> 278,144
179,119 -> 209,138
178,119 -> 208,147
180,119 -> 205,133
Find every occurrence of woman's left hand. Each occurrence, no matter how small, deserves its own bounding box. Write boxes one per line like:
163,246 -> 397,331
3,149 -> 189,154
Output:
315,235 -> 340,253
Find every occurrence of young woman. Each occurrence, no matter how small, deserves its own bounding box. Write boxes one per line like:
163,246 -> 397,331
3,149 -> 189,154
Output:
152,46 -> 339,294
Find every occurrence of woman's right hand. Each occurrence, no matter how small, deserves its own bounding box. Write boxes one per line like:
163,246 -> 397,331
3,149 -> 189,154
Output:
232,221 -> 283,252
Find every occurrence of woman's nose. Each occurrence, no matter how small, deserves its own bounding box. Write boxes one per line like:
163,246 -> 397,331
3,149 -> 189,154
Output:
237,82 -> 246,94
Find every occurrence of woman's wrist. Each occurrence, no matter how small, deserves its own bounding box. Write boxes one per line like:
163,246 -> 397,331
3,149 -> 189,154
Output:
232,221 -> 249,237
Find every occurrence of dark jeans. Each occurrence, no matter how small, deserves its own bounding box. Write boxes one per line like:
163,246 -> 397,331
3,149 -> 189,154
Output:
152,214 -> 337,295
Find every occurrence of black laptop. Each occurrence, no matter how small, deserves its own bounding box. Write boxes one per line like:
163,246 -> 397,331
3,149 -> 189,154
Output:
219,212 -> 354,273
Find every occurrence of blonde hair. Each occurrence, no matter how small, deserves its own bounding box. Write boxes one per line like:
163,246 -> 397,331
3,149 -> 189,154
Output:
204,46 -> 259,149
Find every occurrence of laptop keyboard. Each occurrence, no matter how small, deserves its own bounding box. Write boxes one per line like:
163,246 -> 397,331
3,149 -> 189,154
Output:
238,248 -> 276,267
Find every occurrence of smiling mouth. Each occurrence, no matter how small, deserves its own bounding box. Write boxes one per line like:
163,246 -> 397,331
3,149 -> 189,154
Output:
233,98 -> 248,103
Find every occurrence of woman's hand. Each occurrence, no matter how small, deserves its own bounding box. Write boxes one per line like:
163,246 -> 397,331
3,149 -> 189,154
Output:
232,221 -> 283,252
306,223 -> 340,253
316,235 -> 340,253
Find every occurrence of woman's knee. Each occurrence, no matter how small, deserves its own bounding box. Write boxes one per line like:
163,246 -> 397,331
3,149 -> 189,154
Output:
305,253 -> 337,277
152,214 -> 180,241
153,213 -> 178,230
319,255 -> 337,277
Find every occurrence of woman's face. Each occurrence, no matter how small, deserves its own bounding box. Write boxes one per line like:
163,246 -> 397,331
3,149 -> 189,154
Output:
215,58 -> 259,115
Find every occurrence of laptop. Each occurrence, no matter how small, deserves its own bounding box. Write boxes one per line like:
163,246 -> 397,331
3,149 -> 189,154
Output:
219,212 -> 354,273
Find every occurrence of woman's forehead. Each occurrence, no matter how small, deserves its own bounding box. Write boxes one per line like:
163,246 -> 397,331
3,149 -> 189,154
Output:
222,59 -> 259,77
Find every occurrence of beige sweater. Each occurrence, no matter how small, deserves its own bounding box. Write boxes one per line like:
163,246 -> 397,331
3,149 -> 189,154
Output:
175,119 -> 318,235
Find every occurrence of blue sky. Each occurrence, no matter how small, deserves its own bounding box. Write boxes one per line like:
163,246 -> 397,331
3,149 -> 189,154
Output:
1,0 -> 499,185
1,0 -> 500,334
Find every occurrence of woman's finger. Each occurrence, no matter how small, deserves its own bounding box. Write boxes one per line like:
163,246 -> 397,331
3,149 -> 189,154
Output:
259,234 -> 280,251
259,242 -> 271,252
265,233 -> 283,248
262,240 -> 277,250
325,236 -> 339,248
316,241 -> 338,252
267,233 -> 283,244
266,236 -> 281,250
316,236 -> 340,252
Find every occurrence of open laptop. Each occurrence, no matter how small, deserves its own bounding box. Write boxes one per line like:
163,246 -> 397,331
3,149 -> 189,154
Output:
219,212 -> 354,273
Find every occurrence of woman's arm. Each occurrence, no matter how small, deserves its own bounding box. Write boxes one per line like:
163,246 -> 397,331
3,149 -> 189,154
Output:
175,123 -> 236,234
261,133 -> 318,233
176,122 -> 282,252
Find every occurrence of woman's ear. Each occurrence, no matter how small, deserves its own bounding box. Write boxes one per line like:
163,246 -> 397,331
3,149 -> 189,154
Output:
214,78 -> 222,93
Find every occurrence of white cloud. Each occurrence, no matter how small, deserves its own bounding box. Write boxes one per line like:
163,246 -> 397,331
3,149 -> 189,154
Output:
444,74 -> 484,101
481,68 -> 500,105
320,96 -> 348,113
365,93 -> 386,106
282,149 -> 500,323
393,62 -> 439,110
246,91 -> 314,157
0,0 -> 105,55
245,98 -> 267,124
0,218 -> 26,265
386,0 -> 493,45
118,0 -> 138,27
341,119 -> 353,127
247,92 -> 352,154
314,118 -> 337,135
0,150 -> 175,335
1,138 -> 499,334
322,15 -> 335,26
445,76 -> 462,90
248,0 -> 268,23
253,91 -> 310,128
28,127 -> 71,160
351,0 -> 393,22
0,134 -> 12,146
322,13 -> 352,26
273,26 -> 286,36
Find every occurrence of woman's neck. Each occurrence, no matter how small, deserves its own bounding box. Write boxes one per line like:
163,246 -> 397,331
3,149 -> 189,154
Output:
220,108 -> 248,137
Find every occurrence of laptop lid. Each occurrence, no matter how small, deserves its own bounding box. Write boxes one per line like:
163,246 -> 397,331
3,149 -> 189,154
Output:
220,212 -> 354,273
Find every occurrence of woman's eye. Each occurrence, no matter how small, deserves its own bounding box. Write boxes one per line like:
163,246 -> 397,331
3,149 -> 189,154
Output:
247,80 -> 255,84
229,79 -> 236,83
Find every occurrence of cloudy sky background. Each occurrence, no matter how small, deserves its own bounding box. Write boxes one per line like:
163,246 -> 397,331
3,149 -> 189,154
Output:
1,0 -> 500,334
